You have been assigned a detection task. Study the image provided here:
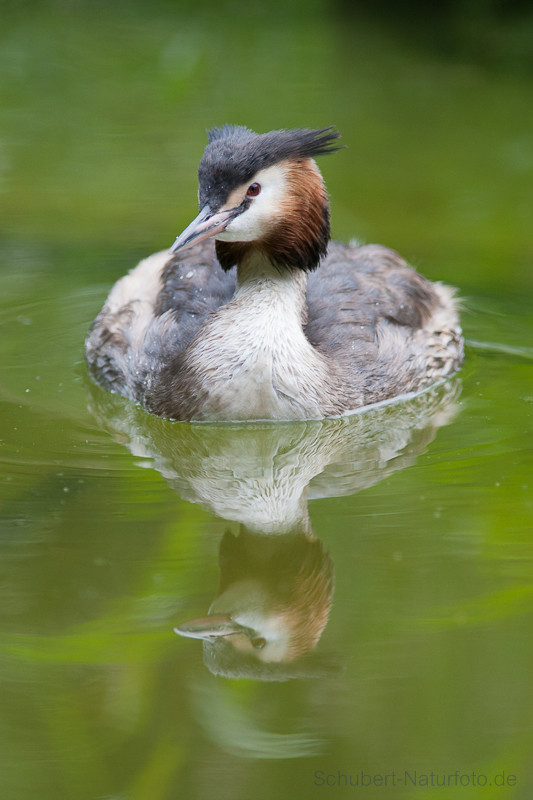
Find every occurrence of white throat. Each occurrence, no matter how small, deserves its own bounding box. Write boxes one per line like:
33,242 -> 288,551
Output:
234,251 -> 307,313
185,252 -> 331,421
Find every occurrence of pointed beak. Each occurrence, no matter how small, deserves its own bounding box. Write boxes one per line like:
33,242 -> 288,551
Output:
169,204 -> 239,256
174,613 -> 249,641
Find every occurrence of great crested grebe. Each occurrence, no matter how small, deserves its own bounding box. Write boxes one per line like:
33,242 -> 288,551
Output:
86,125 -> 463,422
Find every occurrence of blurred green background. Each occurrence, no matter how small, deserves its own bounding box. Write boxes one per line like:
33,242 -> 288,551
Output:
2,0 -> 533,290
1,1 -> 532,799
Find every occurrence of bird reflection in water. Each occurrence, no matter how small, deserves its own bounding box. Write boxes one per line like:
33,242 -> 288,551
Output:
176,527 -> 334,681
87,377 -> 461,680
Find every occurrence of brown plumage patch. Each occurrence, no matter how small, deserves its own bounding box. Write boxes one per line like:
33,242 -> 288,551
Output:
216,158 -> 330,273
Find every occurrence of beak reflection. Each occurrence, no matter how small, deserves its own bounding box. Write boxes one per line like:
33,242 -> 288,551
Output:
174,613 -> 251,640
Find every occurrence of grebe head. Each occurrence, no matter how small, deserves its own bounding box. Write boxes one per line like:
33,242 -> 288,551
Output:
170,125 -> 343,271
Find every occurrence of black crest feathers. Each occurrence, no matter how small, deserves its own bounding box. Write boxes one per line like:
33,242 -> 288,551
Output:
198,125 -> 343,209
206,124 -> 343,158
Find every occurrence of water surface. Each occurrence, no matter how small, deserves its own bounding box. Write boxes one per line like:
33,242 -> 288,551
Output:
1,3 -> 532,799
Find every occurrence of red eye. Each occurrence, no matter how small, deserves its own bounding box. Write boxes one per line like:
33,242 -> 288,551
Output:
246,182 -> 261,197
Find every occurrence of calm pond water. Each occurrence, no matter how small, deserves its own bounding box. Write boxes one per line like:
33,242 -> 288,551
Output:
1,3 -> 532,799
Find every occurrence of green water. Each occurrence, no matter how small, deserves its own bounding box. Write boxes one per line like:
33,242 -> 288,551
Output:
1,3 -> 532,799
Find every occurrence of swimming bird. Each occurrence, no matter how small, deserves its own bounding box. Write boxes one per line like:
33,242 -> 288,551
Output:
85,125 -> 463,421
